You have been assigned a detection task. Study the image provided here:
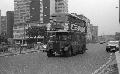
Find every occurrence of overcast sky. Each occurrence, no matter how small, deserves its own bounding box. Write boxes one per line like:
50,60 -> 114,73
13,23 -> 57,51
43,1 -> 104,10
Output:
0,0 -> 120,35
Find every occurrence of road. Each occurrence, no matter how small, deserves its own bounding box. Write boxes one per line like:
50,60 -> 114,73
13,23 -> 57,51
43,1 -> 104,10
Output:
0,43 -> 115,74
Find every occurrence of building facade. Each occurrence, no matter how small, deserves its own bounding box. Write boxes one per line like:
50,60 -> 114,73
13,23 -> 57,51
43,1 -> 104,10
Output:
6,11 -> 14,38
0,10 -> 1,34
86,24 -> 93,42
92,26 -> 98,42
14,0 -> 52,24
55,0 -> 68,13
13,0 -> 68,43
14,0 -> 68,24
115,32 -> 120,40
1,16 -> 7,35
118,0 -> 120,23
14,0 -> 48,42
98,35 -> 115,42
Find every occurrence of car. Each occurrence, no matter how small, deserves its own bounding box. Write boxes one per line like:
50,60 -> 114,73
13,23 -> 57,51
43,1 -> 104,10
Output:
106,41 -> 119,52
100,41 -> 106,44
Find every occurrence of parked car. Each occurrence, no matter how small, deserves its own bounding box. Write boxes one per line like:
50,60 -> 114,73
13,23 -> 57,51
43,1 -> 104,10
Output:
106,41 -> 119,52
100,41 -> 106,44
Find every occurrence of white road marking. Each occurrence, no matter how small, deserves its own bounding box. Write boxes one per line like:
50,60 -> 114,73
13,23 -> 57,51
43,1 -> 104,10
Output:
92,53 -> 113,74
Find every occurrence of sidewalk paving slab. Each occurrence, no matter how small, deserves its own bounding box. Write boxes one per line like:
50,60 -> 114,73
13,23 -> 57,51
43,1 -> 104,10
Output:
115,51 -> 120,74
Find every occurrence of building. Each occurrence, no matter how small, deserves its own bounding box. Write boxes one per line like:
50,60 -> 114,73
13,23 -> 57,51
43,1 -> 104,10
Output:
119,0 -> 120,23
14,0 -> 55,24
92,26 -> 98,42
13,0 -> 68,44
50,0 -> 55,15
14,0 -> 50,43
6,11 -> 14,38
86,24 -> 93,42
55,0 -> 68,13
43,0 -> 50,23
115,32 -> 120,40
13,23 -> 28,44
98,35 -> 115,42
1,16 -> 7,35
0,10 -> 1,34
14,0 -> 41,24
14,0 -> 68,24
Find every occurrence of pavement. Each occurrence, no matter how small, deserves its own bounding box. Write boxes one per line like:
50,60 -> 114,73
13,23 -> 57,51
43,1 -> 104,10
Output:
93,51 -> 120,74
1,44 -> 120,74
0,48 -> 41,57
115,51 -> 120,74
0,44 -> 46,57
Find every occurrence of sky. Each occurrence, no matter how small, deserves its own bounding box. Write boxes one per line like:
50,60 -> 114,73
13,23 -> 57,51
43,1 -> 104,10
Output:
0,0 -> 120,36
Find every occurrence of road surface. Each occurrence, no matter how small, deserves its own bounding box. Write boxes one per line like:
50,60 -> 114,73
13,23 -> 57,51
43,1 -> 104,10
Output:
0,43 -> 114,74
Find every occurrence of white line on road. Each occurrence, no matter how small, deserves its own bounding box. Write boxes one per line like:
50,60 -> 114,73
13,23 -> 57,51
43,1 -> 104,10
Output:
92,53 -> 113,74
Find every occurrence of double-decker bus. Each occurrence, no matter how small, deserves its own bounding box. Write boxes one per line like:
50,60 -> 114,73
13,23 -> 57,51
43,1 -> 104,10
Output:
46,13 -> 87,57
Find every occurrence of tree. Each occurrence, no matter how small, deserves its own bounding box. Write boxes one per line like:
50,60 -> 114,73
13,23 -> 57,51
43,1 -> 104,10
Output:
26,26 -> 47,43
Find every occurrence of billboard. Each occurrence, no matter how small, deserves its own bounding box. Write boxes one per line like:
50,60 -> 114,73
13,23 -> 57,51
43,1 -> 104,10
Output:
71,24 -> 85,32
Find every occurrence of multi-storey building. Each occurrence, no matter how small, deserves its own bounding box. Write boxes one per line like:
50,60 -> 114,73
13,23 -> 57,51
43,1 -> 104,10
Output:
14,0 -> 49,43
0,10 -> 1,34
13,0 -> 68,44
14,0 -> 68,24
119,0 -> 120,23
1,16 -> 7,35
14,0 -> 52,24
55,0 -> 68,13
6,11 -> 14,38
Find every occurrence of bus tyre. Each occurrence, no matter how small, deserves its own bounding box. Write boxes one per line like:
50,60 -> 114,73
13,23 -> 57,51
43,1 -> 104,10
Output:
80,45 -> 86,54
80,50 -> 85,54
66,47 -> 72,57
106,48 -> 110,52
